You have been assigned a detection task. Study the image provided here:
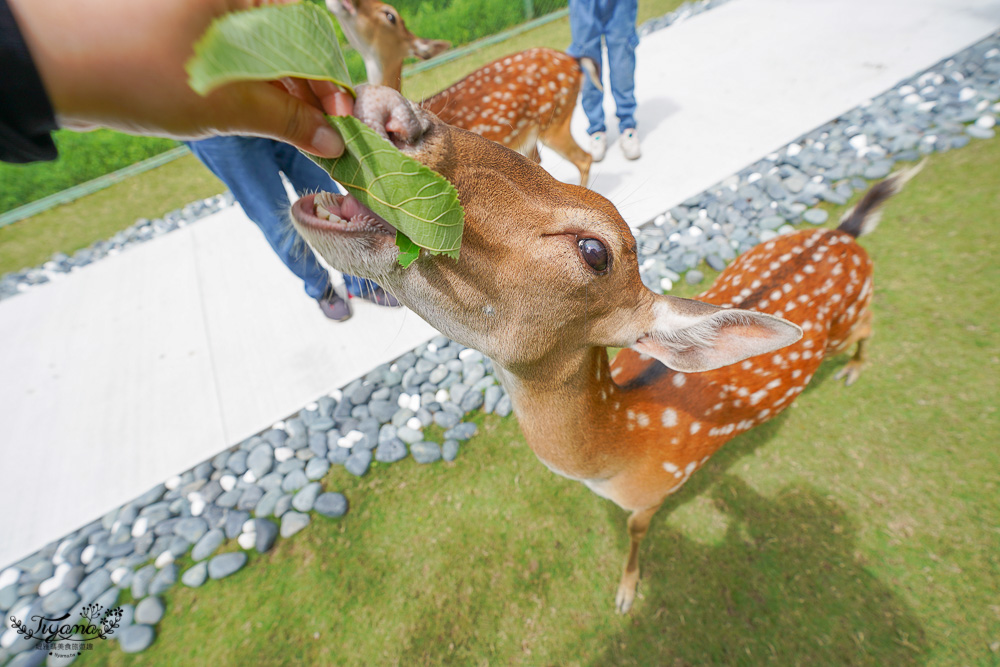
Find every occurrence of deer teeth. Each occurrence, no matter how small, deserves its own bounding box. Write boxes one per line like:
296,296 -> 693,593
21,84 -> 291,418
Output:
316,204 -> 334,220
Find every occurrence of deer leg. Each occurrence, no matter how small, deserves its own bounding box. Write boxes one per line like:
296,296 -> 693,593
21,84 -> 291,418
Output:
539,109 -> 592,188
834,308 -> 873,386
615,503 -> 661,614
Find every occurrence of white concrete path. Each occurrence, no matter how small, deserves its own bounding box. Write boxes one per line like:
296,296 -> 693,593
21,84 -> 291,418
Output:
2,0 -> 998,568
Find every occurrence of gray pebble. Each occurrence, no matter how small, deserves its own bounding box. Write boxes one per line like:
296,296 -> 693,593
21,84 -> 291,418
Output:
181,562 -> 208,588
442,440 -> 460,462
375,438 -> 408,463
410,441 -> 442,464
253,519 -> 279,553
292,482 -> 322,512
280,511 -> 311,538
118,624 -> 155,653
803,208 -> 829,224
344,450 -> 373,477
281,469 -> 309,493
305,457 -> 330,480
134,596 -> 165,625
255,488 -> 283,517
208,552 -> 247,580
314,493 -> 349,518
444,422 -> 477,441
148,563 -> 177,596
191,528 -> 225,561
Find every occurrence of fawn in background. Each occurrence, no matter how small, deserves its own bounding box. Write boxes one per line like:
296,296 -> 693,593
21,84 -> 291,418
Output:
328,0 -> 599,187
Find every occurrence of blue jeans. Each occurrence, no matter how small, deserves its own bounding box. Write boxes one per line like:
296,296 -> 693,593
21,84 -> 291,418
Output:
567,0 -> 639,135
186,137 -> 381,300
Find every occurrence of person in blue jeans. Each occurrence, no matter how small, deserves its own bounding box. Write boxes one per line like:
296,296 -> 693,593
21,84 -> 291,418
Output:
567,0 -> 642,162
186,136 -> 399,321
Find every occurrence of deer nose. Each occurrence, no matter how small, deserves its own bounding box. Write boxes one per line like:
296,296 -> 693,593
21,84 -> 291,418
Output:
353,85 -> 430,146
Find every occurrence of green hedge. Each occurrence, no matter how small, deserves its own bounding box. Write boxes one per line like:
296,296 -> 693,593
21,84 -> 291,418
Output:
0,130 -> 178,214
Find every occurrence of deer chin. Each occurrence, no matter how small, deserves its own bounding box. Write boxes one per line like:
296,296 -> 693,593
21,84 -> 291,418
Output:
290,191 -> 400,277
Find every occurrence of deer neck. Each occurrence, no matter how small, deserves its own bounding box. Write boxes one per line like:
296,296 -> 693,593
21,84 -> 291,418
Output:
493,347 -> 629,481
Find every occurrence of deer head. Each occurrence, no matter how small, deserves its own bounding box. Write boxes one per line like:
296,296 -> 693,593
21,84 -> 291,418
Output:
291,86 -> 800,383
327,0 -> 449,89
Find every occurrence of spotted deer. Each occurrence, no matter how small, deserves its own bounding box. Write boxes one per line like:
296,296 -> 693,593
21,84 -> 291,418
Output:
291,86 -> 919,613
328,0 -> 597,187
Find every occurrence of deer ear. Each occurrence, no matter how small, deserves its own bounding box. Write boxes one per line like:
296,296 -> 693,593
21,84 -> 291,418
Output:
411,38 -> 450,60
632,295 -> 802,373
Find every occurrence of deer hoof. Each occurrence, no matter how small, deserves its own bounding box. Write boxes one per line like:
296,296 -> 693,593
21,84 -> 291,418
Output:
834,362 -> 863,386
615,578 -> 638,614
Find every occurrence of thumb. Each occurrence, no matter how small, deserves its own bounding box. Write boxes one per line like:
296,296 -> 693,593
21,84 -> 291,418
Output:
223,82 -> 345,158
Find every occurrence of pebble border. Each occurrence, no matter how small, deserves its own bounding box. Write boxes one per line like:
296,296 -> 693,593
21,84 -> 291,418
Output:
2,16 -> 999,667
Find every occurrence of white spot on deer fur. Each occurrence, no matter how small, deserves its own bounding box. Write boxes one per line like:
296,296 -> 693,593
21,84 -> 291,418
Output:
770,290 -> 782,302
662,408 -> 678,427
611,367 -> 622,378
792,369 -> 802,378
685,461 -> 697,475
663,461 -> 679,473
627,410 -> 635,421
742,360 -> 753,370
758,409 -> 771,420
672,373 -> 686,387
637,413 -> 650,428
674,470 -> 683,478
690,421 -> 701,434
751,280 -> 761,289
766,379 -> 782,390
750,389 -> 768,405
802,350 -> 814,359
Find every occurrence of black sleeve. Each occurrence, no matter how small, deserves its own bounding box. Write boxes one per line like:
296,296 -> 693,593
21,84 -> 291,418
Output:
1,0 -> 58,163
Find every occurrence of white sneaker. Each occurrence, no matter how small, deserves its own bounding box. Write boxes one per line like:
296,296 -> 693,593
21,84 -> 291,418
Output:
589,132 -> 607,162
620,128 -> 641,160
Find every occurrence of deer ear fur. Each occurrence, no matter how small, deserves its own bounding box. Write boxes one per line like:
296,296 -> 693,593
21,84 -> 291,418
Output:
631,296 -> 803,373
411,38 -> 450,60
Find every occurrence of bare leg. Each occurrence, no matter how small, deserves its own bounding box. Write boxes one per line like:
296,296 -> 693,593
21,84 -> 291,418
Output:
615,504 -> 661,613
834,308 -> 873,386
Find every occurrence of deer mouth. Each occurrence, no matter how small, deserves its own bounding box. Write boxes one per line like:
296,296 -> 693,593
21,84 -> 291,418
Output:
292,192 -> 396,238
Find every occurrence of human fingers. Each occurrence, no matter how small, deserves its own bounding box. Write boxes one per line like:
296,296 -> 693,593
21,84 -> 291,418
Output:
229,81 -> 344,157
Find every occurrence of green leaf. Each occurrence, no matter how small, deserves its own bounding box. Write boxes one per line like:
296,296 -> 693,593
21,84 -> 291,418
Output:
186,3 -> 353,96
310,116 -> 464,259
394,232 -> 422,269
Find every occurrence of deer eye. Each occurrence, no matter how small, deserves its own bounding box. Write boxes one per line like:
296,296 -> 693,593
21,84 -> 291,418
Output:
578,238 -> 608,273
383,10 -> 396,24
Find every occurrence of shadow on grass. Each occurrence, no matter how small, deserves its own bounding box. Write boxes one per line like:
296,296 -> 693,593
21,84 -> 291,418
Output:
586,361 -> 928,665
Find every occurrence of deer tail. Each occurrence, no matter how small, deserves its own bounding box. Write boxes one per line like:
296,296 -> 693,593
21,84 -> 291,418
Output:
837,160 -> 925,238
578,57 -> 603,93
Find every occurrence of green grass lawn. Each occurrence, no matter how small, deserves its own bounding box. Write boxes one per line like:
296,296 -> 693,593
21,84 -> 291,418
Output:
75,137 -> 999,665
0,154 -> 224,275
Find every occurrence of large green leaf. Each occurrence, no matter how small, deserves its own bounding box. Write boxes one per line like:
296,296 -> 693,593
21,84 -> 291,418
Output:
187,3 -> 352,96
311,116 -> 463,262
